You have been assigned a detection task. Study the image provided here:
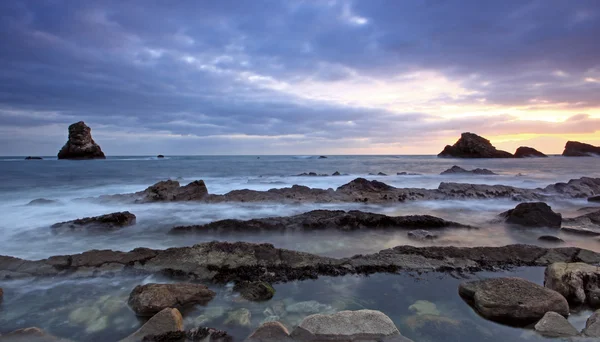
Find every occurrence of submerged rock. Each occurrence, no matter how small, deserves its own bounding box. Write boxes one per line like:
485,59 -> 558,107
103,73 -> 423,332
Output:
534,311 -> 578,337
57,121 -> 105,160
51,211 -> 136,232
583,310 -> 600,337
27,198 -> 57,205
233,281 -> 275,301
514,146 -> 547,158
459,277 -> 569,325
408,300 -> 440,316
246,322 -> 293,342
403,314 -> 490,342
407,230 -> 438,240
224,308 -> 252,327
563,141 -> 600,157
544,262 -> 600,307
438,132 -> 513,158
120,308 -> 183,342
440,165 -> 497,175
0,327 -> 67,342
499,202 -> 562,228
128,283 -> 216,316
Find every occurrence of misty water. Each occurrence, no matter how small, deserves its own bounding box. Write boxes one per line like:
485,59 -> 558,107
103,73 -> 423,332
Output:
1,155 -> 600,341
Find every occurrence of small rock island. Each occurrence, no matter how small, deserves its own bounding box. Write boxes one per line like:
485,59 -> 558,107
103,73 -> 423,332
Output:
57,121 -> 106,160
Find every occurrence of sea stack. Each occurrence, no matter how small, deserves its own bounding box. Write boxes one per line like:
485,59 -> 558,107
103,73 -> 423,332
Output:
514,146 -> 547,158
438,132 -> 513,158
562,141 -> 600,157
57,121 -> 105,160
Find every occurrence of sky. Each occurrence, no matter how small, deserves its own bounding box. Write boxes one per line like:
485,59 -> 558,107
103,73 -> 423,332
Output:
1,0 -> 600,155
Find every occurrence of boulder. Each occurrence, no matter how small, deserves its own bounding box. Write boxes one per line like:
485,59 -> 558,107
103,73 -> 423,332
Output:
140,327 -> 232,342
438,132 -> 514,158
290,310 -> 413,341
589,195 -> 600,202
136,180 -> 209,202
563,141 -> 600,157
51,211 -> 136,232
157,155 -> 165,158
537,235 -> 564,243
458,277 -> 569,325
583,310 -> 600,337
233,281 -> 275,301
120,308 -> 183,342
440,165 -> 496,175
57,121 -> 105,160
499,202 -> 562,228
514,147 -> 547,158
128,283 -> 216,316
544,262 -> 600,307
25,156 -> 43,160
534,311 -> 578,337
246,322 -> 293,342
407,230 -> 438,240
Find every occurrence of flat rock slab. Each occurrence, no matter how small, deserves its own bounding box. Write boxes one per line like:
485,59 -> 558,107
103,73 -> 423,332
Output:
128,283 -> 216,316
544,262 -> 600,307
120,308 -> 183,342
459,277 -> 569,325
534,311 -> 578,337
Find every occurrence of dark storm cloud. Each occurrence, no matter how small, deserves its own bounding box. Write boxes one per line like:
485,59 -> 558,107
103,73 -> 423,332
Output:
0,0 -> 599,154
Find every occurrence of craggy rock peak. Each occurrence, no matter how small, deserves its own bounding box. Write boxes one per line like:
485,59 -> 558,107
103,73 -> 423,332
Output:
169,209 -> 471,234
57,121 -> 105,160
438,132 -> 514,158
499,202 -> 562,228
440,165 -> 497,175
51,211 -> 136,232
2,242 -> 600,284
514,146 -> 547,158
563,141 -> 600,157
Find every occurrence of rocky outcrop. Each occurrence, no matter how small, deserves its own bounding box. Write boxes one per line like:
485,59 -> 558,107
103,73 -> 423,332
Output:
561,209 -> 600,236
157,155 -> 165,158
514,146 -> 547,158
51,211 -> 136,232
534,311 -> 578,337
438,132 -> 513,158
543,177 -> 600,198
583,310 -> 600,337
104,180 -> 209,203
128,283 -> 216,316
25,156 -> 43,160
57,121 -> 105,160
459,277 -> 569,325
544,262 -> 600,307
499,202 -> 562,228
120,308 -> 183,342
169,210 -> 470,234
0,327 -> 68,342
440,165 -> 496,175
2,243 -> 600,283
233,281 -> 275,301
563,141 -> 600,157
289,310 -> 413,342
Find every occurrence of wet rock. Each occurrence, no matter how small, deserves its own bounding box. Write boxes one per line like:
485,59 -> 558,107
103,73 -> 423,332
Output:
224,308 -> 251,327
534,311 -> 578,337
290,310 -> 413,341
543,177 -> 600,198
407,230 -> 438,240
337,178 -> 394,193
170,209 -> 470,234
25,156 -> 43,160
141,327 -> 232,342
246,322 -> 293,342
459,277 -> 569,325
561,227 -> 600,237
27,198 -> 57,205
332,171 -> 341,176
562,209 -> 600,235
500,202 -> 562,228
0,287 -> 3,301
408,300 -> 440,316
544,262 -> 600,307
378,172 -> 387,176
589,195 -> 600,202
120,308 -> 183,342
583,310 -> 600,337
128,283 -> 216,316
57,121 -> 105,160
318,156 -> 327,159
286,300 -> 334,315
403,314 -> 490,342
440,165 -> 497,175
538,235 -> 564,243
563,141 -> 600,157
51,211 -> 136,232
157,155 -> 165,158
297,172 -> 329,177
514,146 -> 547,158
438,132 -> 514,158
0,327 -> 67,342
128,180 -> 209,203
234,281 -> 275,301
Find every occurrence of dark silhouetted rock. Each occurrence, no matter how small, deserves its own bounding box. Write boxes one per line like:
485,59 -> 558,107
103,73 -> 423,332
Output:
57,121 -> 105,160
438,132 -> 514,158
128,283 -> 216,316
318,156 -> 327,159
51,211 -> 136,232
534,311 -> 578,337
440,165 -> 497,175
583,310 -> 600,337
538,235 -> 564,243
563,141 -> 600,157
407,230 -> 438,240
459,277 -> 569,325
500,202 -> 562,228
589,195 -> 600,202
0,287 -> 3,301
297,172 -> 328,177
233,281 -> 275,301
157,155 -> 165,158
514,146 -> 547,158
25,156 -> 43,160
127,180 -> 208,203
27,198 -> 57,205
332,171 -> 341,176
545,262 -> 600,307
120,308 -> 183,342
377,172 -> 387,176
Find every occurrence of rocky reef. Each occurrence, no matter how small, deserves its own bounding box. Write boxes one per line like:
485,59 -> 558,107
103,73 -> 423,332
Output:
438,132 -> 513,158
57,121 -> 105,160
51,211 -> 136,232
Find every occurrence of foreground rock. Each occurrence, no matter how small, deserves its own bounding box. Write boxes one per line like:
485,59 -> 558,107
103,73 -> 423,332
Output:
534,311 -> 578,337
290,310 -> 413,341
583,310 -> 600,337
458,277 -> 569,325
128,283 -> 216,316
233,281 -> 275,301
142,328 -> 232,342
170,210 -> 470,234
2,243 -> 600,284
440,165 -> 496,175
57,121 -> 105,160
514,146 -> 547,158
51,211 -> 136,232
120,308 -> 183,342
246,322 -> 293,342
438,132 -> 513,158
563,141 -> 600,157
0,327 -> 67,342
544,262 -> 600,307
499,202 -> 562,228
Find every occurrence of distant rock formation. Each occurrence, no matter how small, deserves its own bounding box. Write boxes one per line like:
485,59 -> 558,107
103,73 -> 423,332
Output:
157,155 -> 165,158
57,121 -> 105,160
514,146 -> 547,158
25,156 -> 43,160
440,165 -> 497,175
562,141 -> 600,157
318,156 -> 327,159
438,132 -> 513,158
